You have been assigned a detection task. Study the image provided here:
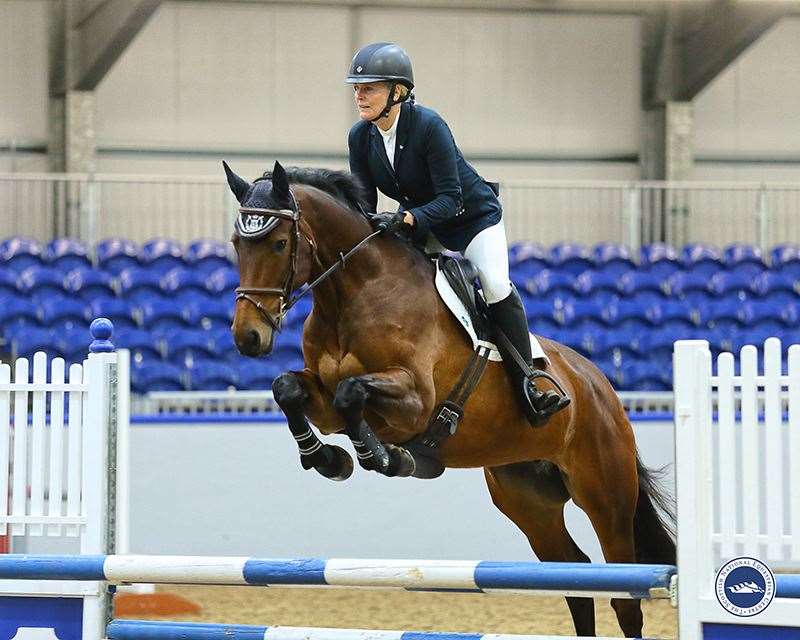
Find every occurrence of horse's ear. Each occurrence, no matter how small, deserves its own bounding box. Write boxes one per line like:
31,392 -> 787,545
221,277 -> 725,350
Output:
222,160 -> 251,204
271,160 -> 290,200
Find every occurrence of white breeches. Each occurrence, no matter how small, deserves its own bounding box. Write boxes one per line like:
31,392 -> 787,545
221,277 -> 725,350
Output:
424,219 -> 512,305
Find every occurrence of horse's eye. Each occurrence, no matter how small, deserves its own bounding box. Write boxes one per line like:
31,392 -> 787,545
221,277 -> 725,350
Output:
273,239 -> 288,252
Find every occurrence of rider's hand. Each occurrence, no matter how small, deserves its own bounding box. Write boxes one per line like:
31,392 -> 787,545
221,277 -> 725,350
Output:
371,211 -> 407,233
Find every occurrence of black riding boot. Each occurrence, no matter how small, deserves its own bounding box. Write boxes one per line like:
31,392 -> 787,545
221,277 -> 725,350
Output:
489,286 -> 571,427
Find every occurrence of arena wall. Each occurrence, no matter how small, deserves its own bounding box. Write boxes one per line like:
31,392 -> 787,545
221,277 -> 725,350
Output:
2,1 -> 798,182
19,419 -> 674,562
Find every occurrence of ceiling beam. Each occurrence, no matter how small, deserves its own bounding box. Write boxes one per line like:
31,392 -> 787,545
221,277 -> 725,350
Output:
675,0 -> 792,100
72,0 -> 163,91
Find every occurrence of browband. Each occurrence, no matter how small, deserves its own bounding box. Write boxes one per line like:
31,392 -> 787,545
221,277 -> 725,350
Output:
235,206 -> 298,239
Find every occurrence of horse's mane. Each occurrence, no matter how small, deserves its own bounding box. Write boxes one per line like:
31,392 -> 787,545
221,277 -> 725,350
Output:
258,167 -> 369,214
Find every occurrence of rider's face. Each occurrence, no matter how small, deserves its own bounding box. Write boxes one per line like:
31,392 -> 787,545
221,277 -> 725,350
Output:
353,82 -> 390,121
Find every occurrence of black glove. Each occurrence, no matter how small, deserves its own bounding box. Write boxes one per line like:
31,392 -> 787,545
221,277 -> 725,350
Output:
371,211 -> 407,233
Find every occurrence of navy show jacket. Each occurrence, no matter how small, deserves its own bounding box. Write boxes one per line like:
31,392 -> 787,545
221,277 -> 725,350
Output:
348,101 -> 502,252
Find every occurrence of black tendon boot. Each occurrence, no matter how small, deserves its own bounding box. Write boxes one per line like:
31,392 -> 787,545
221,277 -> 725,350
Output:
489,286 -> 571,427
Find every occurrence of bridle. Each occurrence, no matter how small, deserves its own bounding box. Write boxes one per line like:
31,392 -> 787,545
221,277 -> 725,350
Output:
234,187 -> 382,333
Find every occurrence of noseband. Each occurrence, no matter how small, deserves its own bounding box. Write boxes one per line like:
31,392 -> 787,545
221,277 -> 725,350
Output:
234,186 -> 383,335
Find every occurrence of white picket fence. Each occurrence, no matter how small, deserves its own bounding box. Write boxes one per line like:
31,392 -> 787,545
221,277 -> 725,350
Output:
674,337 -> 800,637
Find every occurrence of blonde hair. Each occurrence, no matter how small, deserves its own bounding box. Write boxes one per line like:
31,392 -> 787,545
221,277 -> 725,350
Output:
388,82 -> 409,102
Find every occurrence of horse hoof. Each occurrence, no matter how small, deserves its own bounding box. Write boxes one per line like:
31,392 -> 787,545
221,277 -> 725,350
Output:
318,445 -> 354,481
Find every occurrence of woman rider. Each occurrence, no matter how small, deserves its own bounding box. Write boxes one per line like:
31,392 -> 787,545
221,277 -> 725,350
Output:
346,42 -> 570,427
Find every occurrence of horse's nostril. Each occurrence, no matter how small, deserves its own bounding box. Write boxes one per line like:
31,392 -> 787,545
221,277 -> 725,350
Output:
247,329 -> 260,351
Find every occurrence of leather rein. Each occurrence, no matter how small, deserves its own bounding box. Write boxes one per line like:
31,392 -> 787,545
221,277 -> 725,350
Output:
234,188 -> 382,333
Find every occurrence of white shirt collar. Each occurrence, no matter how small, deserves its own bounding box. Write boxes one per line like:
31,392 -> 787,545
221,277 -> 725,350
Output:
375,109 -> 400,140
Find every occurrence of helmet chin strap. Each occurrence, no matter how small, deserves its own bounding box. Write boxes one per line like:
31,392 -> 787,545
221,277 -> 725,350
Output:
370,81 -> 411,122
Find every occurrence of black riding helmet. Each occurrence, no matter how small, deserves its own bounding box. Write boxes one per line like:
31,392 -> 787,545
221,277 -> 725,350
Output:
346,42 -> 414,121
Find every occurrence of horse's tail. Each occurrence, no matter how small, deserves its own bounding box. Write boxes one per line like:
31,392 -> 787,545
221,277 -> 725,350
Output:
633,453 -> 676,565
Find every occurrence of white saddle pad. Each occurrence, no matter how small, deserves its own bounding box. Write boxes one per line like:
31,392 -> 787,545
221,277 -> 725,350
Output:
434,267 -> 550,364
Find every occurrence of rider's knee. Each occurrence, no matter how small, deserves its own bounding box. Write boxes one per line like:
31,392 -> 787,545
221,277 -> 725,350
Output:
480,276 -> 512,305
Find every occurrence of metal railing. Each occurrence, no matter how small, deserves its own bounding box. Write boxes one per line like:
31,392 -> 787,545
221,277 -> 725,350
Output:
2,173 -> 799,251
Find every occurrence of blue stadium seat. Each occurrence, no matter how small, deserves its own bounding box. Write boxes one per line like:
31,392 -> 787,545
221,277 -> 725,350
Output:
96,238 -> 140,274
0,298 -> 40,336
64,268 -> 115,299
38,297 -> 89,331
45,238 -> 91,272
548,328 -> 586,354
739,300 -> 795,327
657,321 -> 700,342
282,295 -> 312,330
593,358 -> 620,386
593,243 -> 636,275
113,329 -> 162,363
160,267 -> 209,299
205,267 -> 239,297
723,243 -> 765,273
140,239 -> 184,273
509,243 -> 550,282
118,267 -> 164,301
131,361 -> 185,393
235,359 -> 283,390
583,330 -> 637,359
707,298 -> 743,328
619,361 -> 670,391
751,271 -> 797,298
0,237 -> 44,272
138,299 -> 190,333
633,331 -> 675,359
530,317 -> 561,336
524,297 -> 559,325
187,360 -> 238,391
210,327 -> 238,360
0,268 -> 19,296
163,329 -> 216,365
272,327 -> 304,362
609,297 -> 658,328
770,244 -> 800,270
639,243 -> 681,277
648,299 -> 696,328
17,266 -> 69,300
616,270 -> 666,297
57,327 -> 92,364
708,271 -> 755,298
11,328 -> 63,361
549,243 -> 594,275
526,269 -> 576,298
573,270 -> 620,297
183,297 -> 233,330
557,298 -> 611,326
87,298 -> 138,331
186,240 -> 233,274
682,243 -> 723,276
509,242 -> 550,268
664,271 -> 710,297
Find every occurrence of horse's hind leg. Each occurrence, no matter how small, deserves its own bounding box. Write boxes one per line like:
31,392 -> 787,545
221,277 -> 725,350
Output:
565,438 -> 643,638
272,370 -> 354,481
484,462 -> 596,637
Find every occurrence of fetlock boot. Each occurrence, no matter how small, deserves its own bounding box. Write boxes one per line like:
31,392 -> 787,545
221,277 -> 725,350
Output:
488,286 -> 571,427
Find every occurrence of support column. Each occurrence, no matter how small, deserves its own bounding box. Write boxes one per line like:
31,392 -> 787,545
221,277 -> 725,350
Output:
641,101 -> 693,181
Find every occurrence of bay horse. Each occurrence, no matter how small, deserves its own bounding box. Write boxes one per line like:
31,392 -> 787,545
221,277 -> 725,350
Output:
225,160 -> 675,638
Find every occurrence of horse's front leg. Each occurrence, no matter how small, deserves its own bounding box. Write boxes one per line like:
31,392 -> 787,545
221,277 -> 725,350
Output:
333,369 -> 444,479
272,370 -> 354,481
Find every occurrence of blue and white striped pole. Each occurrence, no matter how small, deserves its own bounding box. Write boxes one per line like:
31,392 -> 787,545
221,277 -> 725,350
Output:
0,554 -> 682,600
107,620 -> 658,640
